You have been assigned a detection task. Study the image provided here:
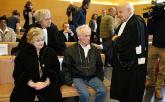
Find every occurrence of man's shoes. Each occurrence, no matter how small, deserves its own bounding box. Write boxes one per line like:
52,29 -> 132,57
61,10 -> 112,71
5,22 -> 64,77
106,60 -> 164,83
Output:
145,80 -> 155,87
155,89 -> 163,100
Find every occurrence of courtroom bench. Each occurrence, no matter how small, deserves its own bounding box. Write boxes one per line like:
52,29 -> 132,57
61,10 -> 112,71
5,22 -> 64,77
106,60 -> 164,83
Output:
0,78 -> 110,101
0,55 -> 109,101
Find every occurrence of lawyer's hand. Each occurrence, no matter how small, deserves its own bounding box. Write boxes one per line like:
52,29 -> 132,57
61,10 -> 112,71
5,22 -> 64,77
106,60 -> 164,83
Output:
112,35 -> 118,41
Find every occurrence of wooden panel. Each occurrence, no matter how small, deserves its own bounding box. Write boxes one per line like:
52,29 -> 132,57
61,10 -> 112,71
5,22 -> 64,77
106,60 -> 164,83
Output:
0,0 -> 114,29
65,42 -> 76,47
0,0 -> 150,29
0,56 -> 15,84
0,83 -> 13,99
0,42 -> 18,55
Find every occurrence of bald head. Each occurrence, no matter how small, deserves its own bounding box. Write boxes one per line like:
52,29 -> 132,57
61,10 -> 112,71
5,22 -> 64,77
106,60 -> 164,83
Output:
117,2 -> 134,22
101,9 -> 107,16
108,7 -> 116,17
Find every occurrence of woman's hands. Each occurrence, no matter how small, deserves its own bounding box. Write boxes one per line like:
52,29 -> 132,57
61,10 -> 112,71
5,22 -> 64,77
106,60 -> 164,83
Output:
27,78 -> 50,90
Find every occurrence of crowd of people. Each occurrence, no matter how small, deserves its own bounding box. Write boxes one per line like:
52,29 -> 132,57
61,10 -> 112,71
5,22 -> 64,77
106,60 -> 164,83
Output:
1,0 -> 165,102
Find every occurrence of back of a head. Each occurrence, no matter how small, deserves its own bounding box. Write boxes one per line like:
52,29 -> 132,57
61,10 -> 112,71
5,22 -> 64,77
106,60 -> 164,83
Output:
12,10 -> 20,16
82,0 -> 91,6
33,9 -> 51,22
108,7 -> 116,16
109,7 -> 116,13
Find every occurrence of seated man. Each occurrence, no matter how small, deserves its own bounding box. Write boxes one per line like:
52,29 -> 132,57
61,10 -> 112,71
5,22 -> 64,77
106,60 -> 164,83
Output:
62,24 -> 106,102
59,22 -> 77,42
0,16 -> 16,42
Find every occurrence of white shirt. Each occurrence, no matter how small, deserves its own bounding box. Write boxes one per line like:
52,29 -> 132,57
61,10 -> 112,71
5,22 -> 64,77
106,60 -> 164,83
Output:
93,20 -> 97,32
118,13 -> 133,36
0,27 -> 9,34
0,28 -> 9,41
80,44 -> 91,58
42,28 -> 48,45
63,32 -> 69,41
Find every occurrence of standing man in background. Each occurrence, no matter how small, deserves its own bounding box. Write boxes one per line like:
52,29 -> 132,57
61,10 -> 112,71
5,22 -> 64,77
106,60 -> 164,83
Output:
146,12 -> 165,100
108,7 -> 121,30
72,0 -> 91,29
99,9 -> 114,67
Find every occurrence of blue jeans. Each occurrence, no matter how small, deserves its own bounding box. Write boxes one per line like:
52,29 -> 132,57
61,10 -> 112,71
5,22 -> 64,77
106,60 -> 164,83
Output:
73,77 -> 106,102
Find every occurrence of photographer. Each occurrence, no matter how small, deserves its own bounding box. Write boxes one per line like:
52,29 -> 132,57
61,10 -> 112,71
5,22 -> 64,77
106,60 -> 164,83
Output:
145,2 -> 165,100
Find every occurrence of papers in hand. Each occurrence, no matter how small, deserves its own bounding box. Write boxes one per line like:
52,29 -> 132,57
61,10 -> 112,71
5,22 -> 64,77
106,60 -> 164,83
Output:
136,45 -> 142,54
138,57 -> 146,65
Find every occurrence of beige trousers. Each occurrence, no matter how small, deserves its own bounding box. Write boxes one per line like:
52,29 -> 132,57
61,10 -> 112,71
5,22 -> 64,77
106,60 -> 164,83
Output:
147,46 -> 165,89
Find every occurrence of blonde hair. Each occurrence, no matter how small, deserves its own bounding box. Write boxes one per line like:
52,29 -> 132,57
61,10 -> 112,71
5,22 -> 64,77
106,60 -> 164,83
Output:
26,27 -> 44,43
33,9 -> 51,22
76,24 -> 91,37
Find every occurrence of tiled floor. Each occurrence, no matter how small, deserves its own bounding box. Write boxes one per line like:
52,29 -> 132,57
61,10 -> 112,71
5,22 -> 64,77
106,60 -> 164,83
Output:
143,86 -> 165,102
104,67 -> 165,102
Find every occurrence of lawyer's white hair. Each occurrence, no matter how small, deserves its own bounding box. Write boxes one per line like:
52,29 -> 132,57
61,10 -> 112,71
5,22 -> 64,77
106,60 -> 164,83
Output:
118,2 -> 134,13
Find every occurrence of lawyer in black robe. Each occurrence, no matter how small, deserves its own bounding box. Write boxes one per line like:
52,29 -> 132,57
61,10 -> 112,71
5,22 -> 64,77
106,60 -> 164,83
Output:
103,3 -> 147,102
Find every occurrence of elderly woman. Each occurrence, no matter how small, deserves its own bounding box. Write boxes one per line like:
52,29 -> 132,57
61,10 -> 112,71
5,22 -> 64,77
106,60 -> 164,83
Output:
10,27 -> 62,102
16,9 -> 66,56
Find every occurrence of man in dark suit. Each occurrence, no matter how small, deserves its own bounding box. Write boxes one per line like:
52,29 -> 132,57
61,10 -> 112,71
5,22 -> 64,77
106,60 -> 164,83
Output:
59,22 -> 77,42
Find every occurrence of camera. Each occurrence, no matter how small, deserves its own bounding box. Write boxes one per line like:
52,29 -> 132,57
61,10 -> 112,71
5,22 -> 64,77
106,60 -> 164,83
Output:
143,1 -> 165,19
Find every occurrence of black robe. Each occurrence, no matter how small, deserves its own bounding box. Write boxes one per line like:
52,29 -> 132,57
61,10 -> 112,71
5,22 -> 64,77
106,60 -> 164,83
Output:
104,14 -> 147,102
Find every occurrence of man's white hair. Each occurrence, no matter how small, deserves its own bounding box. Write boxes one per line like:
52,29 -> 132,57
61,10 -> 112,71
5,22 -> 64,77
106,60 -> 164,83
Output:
33,9 -> 51,22
76,24 -> 91,37
127,2 -> 134,12
118,2 -> 134,13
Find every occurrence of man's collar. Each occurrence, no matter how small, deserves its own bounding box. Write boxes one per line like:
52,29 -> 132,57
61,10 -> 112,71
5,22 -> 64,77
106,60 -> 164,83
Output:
79,42 -> 91,49
0,27 -> 9,33
126,13 -> 134,23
